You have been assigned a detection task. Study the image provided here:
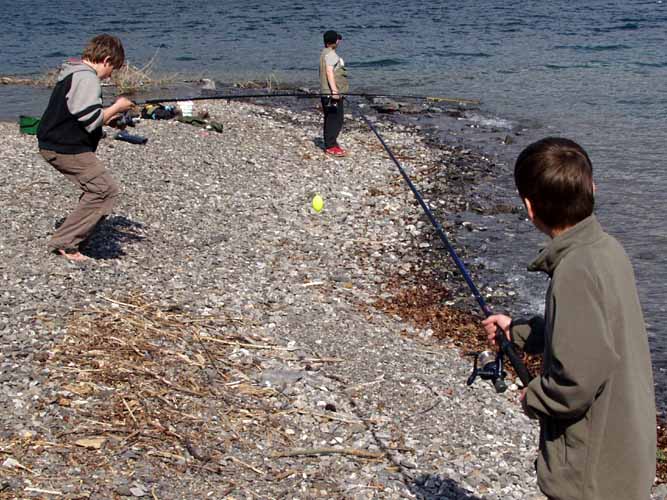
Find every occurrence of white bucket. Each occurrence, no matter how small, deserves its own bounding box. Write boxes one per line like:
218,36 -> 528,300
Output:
180,100 -> 194,117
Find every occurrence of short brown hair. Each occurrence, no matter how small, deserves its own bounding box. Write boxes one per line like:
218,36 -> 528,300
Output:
514,137 -> 594,230
82,34 -> 125,69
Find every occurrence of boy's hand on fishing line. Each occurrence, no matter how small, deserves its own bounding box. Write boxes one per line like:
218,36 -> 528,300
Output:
482,314 -> 512,347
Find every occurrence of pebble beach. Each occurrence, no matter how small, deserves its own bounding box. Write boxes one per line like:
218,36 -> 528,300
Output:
0,100 -> 661,499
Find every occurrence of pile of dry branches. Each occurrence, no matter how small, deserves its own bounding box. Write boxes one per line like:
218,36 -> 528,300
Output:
0,294 -> 298,496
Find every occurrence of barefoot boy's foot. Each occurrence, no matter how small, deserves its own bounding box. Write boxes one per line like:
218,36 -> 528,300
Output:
56,248 -> 89,262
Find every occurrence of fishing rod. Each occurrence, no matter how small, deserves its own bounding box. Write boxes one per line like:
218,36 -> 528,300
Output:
355,105 -> 532,393
137,92 -> 309,105
301,93 -> 481,106
135,91 -> 479,106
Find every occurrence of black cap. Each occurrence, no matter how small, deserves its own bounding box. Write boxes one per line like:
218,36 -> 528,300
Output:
323,30 -> 342,45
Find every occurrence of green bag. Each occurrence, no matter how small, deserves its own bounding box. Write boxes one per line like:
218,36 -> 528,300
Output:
19,115 -> 40,135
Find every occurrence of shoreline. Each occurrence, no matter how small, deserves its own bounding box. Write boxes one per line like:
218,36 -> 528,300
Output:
0,97 -> 663,498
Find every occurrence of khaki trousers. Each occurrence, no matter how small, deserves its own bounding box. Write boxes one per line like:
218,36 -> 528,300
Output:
40,150 -> 120,251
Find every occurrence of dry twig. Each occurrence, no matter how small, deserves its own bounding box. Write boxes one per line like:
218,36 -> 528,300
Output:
271,447 -> 384,460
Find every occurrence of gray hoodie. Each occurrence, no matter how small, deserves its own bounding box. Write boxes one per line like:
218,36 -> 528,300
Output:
38,61 -> 104,153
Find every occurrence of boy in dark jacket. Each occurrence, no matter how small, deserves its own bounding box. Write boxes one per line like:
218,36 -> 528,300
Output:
483,138 -> 656,500
38,34 -> 134,261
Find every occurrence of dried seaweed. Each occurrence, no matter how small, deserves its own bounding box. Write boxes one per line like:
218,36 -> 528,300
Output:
374,275 -> 542,378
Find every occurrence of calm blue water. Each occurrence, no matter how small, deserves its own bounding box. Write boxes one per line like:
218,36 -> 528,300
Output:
2,0 -> 666,405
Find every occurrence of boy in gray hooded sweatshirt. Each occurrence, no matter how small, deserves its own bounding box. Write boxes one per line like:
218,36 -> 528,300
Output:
38,34 -> 134,261
483,138 -> 656,500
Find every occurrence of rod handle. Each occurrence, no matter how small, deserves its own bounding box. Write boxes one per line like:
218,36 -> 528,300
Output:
496,328 -> 533,387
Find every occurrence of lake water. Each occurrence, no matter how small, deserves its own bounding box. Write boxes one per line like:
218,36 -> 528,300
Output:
2,0 -> 666,408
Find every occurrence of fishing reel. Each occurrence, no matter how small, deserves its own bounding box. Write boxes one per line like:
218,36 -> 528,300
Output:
467,349 -> 508,393
109,111 -> 137,130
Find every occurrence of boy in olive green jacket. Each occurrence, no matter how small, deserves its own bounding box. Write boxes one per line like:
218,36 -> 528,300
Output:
483,138 -> 656,500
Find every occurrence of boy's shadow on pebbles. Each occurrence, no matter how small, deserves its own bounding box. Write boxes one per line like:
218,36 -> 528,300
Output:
347,397 -> 486,500
408,474 -> 485,500
54,215 -> 145,260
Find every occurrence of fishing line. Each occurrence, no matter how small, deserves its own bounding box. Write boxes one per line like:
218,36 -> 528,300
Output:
355,104 -> 532,388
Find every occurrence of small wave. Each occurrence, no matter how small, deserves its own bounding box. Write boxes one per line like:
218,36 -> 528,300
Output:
634,61 -> 667,68
347,59 -> 405,68
465,113 -> 513,130
501,20 -> 526,27
544,62 -> 607,70
180,21 -> 208,29
554,44 -> 631,52
617,98 -> 659,106
44,51 -> 68,58
441,51 -> 493,58
592,22 -> 639,32
105,19 -> 144,26
587,44 -> 631,51
43,19 -> 72,27
175,56 -> 198,62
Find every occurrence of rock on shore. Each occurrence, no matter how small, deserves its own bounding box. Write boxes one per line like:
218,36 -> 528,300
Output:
1,99 -> 552,499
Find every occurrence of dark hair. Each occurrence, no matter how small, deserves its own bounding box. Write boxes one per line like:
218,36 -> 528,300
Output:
82,34 -> 125,69
323,30 -> 342,46
514,137 -> 594,229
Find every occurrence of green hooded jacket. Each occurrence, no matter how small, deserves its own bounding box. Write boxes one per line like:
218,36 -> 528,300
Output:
511,215 -> 656,500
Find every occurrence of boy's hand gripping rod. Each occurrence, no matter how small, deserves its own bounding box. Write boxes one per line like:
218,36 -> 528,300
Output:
356,106 -> 533,391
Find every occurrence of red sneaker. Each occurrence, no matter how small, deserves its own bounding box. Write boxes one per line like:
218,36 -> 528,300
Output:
325,145 -> 347,157
335,145 -> 348,156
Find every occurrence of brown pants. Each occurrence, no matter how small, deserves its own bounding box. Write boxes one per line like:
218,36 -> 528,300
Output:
40,150 -> 120,251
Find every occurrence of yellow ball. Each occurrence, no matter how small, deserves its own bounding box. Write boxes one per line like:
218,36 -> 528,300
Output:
312,194 -> 324,213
